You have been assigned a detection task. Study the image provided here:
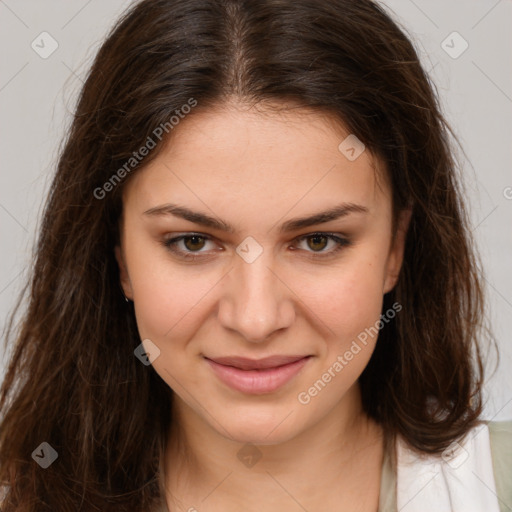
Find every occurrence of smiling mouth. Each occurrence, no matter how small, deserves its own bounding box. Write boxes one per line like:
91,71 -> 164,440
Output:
204,355 -> 312,394
205,354 -> 310,370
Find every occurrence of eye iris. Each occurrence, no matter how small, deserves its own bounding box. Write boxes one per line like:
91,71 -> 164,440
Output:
184,235 -> 206,251
308,235 -> 328,252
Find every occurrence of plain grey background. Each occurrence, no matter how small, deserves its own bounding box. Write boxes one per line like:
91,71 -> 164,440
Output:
1,0 -> 511,420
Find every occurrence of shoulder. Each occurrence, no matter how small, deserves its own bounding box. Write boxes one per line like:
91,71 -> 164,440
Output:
488,419 -> 512,512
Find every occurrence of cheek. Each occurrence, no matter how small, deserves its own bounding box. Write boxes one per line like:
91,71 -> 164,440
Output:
129,262 -> 214,385
295,268 -> 385,410
124,237 -> 214,341
131,270 -> 218,343
301,258 -> 386,338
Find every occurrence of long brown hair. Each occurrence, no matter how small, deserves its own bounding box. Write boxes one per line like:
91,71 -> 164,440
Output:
0,0 -> 496,510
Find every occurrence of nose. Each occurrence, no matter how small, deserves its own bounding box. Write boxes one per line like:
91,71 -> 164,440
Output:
217,249 -> 295,343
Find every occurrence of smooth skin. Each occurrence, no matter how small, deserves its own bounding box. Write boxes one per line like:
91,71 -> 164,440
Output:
115,99 -> 411,511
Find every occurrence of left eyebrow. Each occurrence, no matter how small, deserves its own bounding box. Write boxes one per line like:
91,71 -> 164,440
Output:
277,203 -> 368,233
143,202 -> 369,234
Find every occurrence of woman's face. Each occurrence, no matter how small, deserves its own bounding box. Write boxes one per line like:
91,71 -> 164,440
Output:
116,101 -> 410,445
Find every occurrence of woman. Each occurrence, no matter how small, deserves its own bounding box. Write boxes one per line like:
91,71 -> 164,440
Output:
0,0 -> 510,511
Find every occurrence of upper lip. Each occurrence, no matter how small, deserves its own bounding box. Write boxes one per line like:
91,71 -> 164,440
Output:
205,355 -> 310,370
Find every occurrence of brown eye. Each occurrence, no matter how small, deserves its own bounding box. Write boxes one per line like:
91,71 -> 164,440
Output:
306,234 -> 329,252
294,233 -> 351,258
163,233 -> 216,260
182,235 -> 207,252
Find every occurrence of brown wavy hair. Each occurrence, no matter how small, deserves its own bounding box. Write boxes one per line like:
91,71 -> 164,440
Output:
0,0 -> 496,510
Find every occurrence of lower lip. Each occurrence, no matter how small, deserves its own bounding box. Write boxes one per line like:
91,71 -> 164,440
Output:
205,357 -> 311,394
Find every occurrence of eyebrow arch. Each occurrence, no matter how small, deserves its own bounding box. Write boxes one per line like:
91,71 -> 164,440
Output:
143,202 -> 369,234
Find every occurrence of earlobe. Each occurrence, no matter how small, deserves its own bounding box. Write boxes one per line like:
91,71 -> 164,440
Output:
114,245 -> 133,300
383,208 -> 412,294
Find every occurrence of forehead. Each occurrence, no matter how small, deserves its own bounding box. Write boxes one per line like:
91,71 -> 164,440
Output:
122,101 -> 390,221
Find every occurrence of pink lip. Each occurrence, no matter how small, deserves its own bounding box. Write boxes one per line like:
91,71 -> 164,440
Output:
205,355 -> 311,394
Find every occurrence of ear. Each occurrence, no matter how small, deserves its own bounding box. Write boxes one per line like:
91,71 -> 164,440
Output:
383,208 -> 412,294
115,245 -> 133,300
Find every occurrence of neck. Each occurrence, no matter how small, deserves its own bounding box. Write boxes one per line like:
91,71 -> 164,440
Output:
163,383 -> 384,511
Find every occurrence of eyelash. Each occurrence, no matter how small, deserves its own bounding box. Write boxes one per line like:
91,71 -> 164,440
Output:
162,232 -> 351,261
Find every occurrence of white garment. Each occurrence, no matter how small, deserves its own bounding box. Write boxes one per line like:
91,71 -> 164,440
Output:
396,424 -> 501,512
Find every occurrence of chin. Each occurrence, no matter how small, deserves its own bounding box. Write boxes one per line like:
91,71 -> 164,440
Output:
225,426 -> 297,447
213,405 -> 304,446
